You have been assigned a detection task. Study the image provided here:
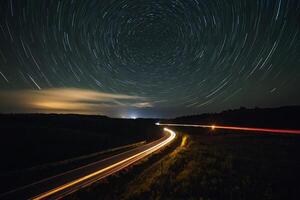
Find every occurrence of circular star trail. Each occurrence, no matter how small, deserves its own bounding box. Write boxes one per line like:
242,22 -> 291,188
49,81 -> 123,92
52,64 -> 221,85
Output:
0,0 -> 300,117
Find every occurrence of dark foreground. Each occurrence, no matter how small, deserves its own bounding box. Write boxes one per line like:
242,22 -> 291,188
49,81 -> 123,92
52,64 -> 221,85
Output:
1,107 -> 300,199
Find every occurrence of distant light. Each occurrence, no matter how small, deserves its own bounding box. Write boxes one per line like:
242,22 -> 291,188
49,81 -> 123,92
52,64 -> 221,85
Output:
211,125 -> 215,130
130,115 -> 137,119
155,122 -> 160,125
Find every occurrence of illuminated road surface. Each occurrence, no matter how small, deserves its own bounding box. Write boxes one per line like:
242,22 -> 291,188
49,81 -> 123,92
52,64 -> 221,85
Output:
156,123 -> 300,135
1,128 -> 176,200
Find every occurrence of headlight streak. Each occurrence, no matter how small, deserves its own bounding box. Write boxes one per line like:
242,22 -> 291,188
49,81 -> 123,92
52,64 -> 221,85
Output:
32,128 -> 176,200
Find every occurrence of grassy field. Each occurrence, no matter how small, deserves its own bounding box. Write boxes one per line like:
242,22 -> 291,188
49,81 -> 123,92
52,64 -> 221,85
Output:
71,128 -> 300,200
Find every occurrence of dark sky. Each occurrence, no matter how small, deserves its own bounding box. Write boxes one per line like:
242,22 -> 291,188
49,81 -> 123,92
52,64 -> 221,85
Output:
0,0 -> 299,118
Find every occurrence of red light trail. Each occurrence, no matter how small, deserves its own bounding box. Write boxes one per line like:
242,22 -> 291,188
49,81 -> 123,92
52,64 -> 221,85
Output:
156,123 -> 300,135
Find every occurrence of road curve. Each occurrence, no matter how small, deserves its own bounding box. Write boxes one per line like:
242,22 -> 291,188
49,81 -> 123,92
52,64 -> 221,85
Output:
1,128 -> 176,200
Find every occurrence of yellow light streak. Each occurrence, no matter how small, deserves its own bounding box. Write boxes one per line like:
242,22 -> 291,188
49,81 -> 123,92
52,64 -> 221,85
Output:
32,128 -> 176,200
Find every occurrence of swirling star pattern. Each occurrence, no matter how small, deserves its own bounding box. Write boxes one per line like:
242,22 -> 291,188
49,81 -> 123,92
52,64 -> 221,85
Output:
0,0 -> 300,117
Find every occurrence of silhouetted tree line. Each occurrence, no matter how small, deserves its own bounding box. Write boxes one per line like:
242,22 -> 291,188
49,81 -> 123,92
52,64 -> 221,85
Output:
164,105 -> 300,129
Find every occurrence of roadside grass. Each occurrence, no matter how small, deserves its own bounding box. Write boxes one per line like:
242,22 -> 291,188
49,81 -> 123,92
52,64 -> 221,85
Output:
121,135 -> 190,199
118,131 -> 300,200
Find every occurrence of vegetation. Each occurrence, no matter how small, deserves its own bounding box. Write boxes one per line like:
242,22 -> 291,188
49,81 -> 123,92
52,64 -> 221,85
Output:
164,105 -> 300,129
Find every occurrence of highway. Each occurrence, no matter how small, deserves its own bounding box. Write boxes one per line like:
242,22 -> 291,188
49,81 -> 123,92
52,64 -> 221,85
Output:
1,128 -> 176,200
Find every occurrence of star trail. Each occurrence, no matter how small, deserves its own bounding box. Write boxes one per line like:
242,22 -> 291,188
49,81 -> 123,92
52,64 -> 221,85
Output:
0,0 -> 299,117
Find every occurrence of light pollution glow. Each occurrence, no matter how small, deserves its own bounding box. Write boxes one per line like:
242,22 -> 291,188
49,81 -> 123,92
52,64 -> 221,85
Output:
0,88 -> 153,116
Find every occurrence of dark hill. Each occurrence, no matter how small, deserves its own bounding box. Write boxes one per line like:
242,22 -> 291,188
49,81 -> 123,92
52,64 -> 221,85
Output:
164,105 -> 300,129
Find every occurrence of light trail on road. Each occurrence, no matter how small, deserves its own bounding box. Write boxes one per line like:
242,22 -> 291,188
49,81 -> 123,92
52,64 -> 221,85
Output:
31,128 -> 176,200
156,123 -> 300,135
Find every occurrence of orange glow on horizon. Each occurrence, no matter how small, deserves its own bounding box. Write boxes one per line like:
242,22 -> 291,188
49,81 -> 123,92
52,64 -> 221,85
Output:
34,101 -> 81,110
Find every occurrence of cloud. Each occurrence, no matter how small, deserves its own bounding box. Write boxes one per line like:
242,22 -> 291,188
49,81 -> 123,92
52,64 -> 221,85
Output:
0,88 -> 153,115
130,102 -> 153,108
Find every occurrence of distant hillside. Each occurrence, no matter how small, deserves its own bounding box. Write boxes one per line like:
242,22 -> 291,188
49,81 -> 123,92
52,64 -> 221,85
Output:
0,114 -> 161,171
164,106 -> 300,129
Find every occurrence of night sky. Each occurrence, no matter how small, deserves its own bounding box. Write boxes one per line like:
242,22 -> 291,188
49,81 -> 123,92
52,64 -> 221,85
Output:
0,0 -> 299,118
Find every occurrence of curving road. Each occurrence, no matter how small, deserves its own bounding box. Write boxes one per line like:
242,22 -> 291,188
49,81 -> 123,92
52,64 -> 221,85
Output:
1,128 -> 176,200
